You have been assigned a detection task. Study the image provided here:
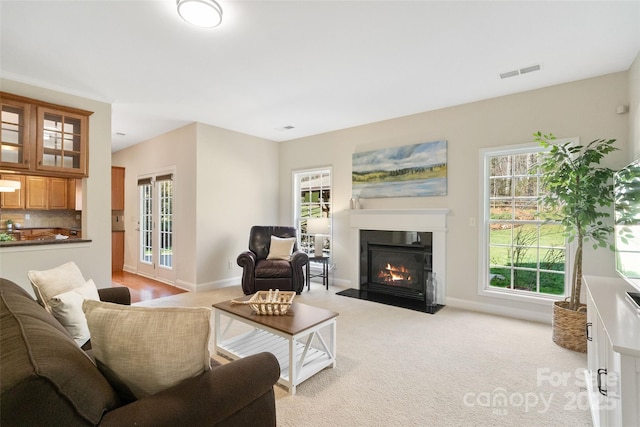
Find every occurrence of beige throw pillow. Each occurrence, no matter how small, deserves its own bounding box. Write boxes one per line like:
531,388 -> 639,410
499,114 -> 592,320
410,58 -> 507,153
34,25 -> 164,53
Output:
28,261 -> 87,312
49,279 -> 100,347
266,235 -> 296,260
82,300 -> 212,399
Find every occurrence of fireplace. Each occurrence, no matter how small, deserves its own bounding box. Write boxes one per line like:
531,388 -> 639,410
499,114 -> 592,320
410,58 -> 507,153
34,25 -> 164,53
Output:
362,231 -> 431,301
343,209 -> 448,313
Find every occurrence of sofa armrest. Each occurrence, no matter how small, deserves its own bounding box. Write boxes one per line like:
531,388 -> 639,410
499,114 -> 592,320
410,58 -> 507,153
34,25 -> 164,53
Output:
237,251 -> 257,294
99,352 -> 280,427
290,250 -> 308,270
290,251 -> 309,293
98,286 -> 131,306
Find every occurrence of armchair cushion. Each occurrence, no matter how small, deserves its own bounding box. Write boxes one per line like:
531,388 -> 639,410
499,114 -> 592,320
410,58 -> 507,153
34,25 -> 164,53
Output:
83,300 -> 212,400
266,236 -> 296,260
256,259 -> 293,278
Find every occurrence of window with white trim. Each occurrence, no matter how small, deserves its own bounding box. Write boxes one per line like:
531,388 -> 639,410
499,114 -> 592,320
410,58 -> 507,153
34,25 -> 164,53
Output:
480,145 -> 567,300
293,168 -> 332,259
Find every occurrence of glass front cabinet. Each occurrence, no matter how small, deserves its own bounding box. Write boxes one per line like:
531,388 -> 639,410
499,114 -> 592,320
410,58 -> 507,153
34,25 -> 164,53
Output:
1,98 -> 31,171
37,107 -> 88,175
0,92 -> 91,177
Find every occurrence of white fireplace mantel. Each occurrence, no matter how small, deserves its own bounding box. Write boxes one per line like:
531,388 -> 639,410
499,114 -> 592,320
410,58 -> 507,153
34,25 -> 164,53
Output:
349,209 -> 449,305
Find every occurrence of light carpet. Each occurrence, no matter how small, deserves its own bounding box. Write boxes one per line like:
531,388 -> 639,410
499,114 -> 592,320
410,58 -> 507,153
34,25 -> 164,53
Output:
138,283 -> 592,426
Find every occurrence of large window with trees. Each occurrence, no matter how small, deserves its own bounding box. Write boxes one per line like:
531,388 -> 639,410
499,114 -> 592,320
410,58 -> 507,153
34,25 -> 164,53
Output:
480,144 -> 567,301
293,168 -> 332,259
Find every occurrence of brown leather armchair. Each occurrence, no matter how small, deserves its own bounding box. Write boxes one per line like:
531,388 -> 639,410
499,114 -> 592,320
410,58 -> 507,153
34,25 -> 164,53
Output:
237,226 -> 309,295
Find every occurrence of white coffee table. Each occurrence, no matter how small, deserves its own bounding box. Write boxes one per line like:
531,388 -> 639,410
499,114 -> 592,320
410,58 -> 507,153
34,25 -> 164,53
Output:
213,298 -> 338,395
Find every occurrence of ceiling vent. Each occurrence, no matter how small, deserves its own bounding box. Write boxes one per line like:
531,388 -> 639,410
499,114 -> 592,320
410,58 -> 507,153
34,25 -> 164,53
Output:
499,64 -> 542,79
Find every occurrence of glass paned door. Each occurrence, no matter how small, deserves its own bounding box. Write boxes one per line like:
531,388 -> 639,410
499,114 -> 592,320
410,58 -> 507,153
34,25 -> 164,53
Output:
158,177 -> 173,269
137,173 -> 176,284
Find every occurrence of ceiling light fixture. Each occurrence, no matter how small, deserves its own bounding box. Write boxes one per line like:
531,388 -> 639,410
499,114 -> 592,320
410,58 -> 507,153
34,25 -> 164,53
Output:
0,179 -> 21,193
177,0 -> 223,28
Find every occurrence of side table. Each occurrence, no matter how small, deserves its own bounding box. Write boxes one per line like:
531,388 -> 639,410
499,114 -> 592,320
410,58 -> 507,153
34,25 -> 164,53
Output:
306,256 -> 329,290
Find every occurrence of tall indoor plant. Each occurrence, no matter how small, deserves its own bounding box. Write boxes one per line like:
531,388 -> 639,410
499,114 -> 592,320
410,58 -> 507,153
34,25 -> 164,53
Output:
534,132 -> 617,352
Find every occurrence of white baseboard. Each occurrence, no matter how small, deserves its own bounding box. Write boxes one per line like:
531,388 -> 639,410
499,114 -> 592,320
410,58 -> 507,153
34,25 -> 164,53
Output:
186,277 -> 241,292
445,297 -> 552,324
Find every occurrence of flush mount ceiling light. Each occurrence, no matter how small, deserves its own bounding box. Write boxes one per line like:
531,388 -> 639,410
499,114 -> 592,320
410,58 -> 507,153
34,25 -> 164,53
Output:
0,179 -> 21,193
177,0 -> 223,28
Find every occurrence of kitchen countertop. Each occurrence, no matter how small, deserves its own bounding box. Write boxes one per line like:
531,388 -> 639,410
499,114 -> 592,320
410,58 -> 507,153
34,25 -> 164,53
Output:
0,227 -> 86,247
0,237 -> 91,248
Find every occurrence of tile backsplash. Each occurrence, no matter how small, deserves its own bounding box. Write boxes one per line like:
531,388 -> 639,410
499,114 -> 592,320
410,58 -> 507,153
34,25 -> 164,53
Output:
1,210 -> 81,230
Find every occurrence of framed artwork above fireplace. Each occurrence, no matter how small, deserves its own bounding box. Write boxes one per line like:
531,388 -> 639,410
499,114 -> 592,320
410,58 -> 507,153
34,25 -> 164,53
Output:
352,140 -> 447,198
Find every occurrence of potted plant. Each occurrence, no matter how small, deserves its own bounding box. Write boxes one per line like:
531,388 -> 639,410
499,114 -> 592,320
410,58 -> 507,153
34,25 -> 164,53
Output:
534,131 -> 617,352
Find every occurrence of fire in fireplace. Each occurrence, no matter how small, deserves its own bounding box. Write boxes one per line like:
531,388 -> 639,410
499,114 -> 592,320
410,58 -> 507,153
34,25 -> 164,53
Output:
378,263 -> 413,284
367,242 -> 430,301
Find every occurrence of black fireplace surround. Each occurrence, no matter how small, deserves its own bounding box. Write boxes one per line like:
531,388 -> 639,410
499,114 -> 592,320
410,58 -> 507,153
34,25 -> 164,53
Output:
337,230 -> 443,314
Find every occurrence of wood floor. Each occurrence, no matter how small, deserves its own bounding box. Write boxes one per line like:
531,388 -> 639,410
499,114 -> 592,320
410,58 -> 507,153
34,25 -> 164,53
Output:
111,271 -> 187,303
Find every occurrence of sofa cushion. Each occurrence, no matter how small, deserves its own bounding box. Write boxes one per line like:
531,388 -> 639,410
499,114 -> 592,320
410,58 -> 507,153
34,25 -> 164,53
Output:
28,261 -> 87,312
49,279 -> 100,347
266,235 -> 296,260
0,278 -> 120,426
83,300 -> 212,400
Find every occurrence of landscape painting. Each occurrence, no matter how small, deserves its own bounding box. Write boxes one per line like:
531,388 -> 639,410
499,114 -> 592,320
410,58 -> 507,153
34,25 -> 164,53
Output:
352,140 -> 447,198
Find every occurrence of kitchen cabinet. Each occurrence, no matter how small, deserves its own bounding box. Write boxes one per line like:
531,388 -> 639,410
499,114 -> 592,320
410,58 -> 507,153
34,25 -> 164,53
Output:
25,176 -> 47,209
36,107 -> 89,176
0,174 -> 25,208
47,177 -> 68,209
112,231 -> 124,272
67,179 -> 82,211
0,92 -> 92,177
111,166 -> 125,210
584,275 -> 640,427
0,97 -> 31,171
25,176 -> 68,210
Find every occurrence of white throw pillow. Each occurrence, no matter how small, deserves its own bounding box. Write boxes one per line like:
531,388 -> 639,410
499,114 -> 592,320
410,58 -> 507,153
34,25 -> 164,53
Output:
266,235 -> 296,260
82,300 -> 212,399
28,261 -> 87,312
49,279 -> 100,347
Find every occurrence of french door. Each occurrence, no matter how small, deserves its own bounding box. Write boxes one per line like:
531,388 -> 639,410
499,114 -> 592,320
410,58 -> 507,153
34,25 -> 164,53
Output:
137,171 -> 176,284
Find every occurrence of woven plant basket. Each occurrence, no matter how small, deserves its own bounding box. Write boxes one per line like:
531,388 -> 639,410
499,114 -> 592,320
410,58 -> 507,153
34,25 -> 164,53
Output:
552,301 -> 587,353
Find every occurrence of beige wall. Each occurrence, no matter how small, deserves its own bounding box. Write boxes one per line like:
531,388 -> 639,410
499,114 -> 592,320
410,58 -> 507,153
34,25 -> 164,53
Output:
195,123 -> 279,289
0,79 -> 112,295
278,71 -> 631,322
629,51 -> 640,159
112,122 -> 279,291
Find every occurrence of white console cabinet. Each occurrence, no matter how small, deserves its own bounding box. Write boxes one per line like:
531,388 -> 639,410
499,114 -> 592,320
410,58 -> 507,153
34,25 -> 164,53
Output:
584,275 -> 640,427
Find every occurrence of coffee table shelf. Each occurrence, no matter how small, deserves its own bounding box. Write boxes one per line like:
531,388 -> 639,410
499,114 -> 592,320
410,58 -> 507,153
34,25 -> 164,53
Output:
213,300 -> 338,395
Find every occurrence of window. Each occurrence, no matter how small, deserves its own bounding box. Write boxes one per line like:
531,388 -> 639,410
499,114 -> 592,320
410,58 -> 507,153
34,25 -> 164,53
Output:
293,168 -> 332,259
479,144 -> 567,301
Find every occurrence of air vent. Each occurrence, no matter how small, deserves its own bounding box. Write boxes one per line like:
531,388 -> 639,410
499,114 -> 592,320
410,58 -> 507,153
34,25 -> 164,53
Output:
499,70 -> 520,79
519,64 -> 541,74
499,63 -> 542,79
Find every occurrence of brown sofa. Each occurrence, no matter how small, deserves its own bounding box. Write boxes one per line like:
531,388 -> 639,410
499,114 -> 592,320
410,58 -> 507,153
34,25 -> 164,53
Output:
237,225 -> 308,295
0,278 -> 280,426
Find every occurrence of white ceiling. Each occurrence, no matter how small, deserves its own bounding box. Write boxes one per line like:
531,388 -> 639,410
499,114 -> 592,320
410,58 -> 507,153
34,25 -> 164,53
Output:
2,1 -> 639,153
